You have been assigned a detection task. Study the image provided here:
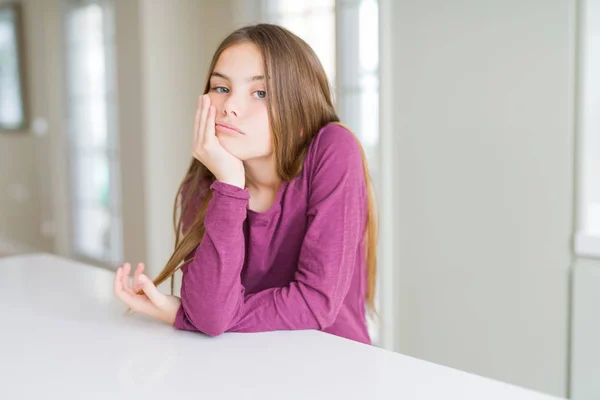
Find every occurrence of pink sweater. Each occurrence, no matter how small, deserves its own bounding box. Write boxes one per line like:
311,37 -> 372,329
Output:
174,123 -> 371,344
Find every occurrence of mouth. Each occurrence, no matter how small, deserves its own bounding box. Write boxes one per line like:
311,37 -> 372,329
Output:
215,123 -> 244,135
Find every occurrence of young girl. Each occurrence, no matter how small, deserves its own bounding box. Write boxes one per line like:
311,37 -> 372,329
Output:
113,24 -> 377,345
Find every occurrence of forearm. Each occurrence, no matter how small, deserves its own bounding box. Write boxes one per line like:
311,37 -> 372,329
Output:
175,181 -> 249,335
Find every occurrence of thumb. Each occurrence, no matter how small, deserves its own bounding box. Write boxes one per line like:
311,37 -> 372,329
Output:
138,274 -> 165,306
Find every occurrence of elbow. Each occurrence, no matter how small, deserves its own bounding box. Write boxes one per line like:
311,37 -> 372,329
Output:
183,309 -> 231,337
181,301 -> 234,337
198,320 -> 228,337
307,302 -> 339,330
316,310 -> 337,329
297,284 -> 341,329
180,285 -> 242,337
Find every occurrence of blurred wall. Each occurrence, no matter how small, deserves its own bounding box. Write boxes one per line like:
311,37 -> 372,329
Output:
382,0 -> 574,396
0,0 -> 56,255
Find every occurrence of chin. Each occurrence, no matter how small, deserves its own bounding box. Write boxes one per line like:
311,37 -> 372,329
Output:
216,139 -> 244,160
217,136 -> 271,161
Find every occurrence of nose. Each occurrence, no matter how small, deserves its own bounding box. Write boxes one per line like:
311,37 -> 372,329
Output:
222,96 -> 238,117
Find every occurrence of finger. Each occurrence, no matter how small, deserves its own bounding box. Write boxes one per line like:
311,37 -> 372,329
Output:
203,104 -> 217,145
114,267 -> 134,305
193,95 -> 204,148
132,263 -> 144,293
138,274 -> 166,307
133,262 -> 145,293
197,95 -> 210,146
121,262 -> 135,295
113,268 -> 154,313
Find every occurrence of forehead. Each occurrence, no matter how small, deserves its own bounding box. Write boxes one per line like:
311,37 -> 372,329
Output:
214,43 -> 264,77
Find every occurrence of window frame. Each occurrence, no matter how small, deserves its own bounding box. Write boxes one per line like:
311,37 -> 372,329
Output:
575,0 -> 600,259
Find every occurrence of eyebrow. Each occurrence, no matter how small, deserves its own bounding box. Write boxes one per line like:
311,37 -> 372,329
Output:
210,71 -> 265,83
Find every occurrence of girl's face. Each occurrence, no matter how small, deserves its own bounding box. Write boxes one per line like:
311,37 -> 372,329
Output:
208,43 -> 272,161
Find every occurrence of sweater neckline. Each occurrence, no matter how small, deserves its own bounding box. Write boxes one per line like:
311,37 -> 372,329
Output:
246,179 -> 290,219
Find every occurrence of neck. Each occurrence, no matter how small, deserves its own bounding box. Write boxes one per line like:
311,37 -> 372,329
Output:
243,154 -> 282,192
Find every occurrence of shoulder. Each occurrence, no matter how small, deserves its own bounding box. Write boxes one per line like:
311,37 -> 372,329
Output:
311,122 -> 361,155
299,123 -> 367,211
303,123 -> 366,195
306,123 -> 363,172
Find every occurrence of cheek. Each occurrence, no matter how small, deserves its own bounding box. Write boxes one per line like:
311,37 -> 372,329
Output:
207,93 -> 222,110
243,116 -> 271,155
251,105 -> 270,131
256,110 -> 271,147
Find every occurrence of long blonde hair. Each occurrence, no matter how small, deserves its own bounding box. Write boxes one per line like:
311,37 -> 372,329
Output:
151,24 -> 379,311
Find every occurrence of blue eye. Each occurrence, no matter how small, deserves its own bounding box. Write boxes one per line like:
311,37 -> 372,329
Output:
254,90 -> 267,99
212,87 -> 229,94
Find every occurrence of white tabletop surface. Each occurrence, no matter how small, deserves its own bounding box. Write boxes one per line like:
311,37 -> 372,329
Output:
0,253 -> 563,400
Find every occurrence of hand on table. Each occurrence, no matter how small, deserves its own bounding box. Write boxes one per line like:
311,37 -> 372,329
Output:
113,262 -> 181,325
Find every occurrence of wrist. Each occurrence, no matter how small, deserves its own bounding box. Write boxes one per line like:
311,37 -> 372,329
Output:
164,312 -> 177,325
164,296 -> 182,325
217,177 -> 245,189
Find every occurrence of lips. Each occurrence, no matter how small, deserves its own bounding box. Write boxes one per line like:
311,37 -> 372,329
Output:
215,122 -> 244,135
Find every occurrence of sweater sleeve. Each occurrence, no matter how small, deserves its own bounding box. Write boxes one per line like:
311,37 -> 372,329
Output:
174,180 -> 250,335
174,125 -> 367,335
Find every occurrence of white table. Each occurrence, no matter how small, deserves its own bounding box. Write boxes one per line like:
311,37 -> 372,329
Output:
0,253 -> 563,400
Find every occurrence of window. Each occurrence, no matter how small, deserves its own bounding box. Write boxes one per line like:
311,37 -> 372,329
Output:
337,0 -> 379,176
264,0 -> 336,88
63,0 -> 122,265
0,3 -> 26,130
575,0 -> 600,258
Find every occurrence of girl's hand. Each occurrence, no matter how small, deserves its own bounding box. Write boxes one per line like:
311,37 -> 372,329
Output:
193,94 -> 246,189
113,262 -> 181,325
